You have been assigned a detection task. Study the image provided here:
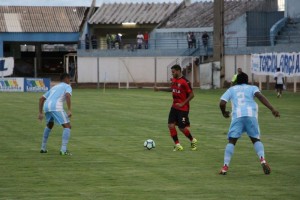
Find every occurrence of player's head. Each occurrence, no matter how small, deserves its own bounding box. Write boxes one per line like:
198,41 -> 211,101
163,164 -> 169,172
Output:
237,72 -> 248,85
171,64 -> 182,78
60,73 -> 71,84
237,68 -> 242,74
277,68 -> 280,72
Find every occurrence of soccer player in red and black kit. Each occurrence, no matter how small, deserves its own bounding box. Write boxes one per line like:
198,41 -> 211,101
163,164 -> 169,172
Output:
155,64 -> 197,151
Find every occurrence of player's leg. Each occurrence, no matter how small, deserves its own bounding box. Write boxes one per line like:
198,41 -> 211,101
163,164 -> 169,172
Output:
276,84 -> 281,97
51,111 -> 72,155
220,118 -> 243,175
168,108 -> 183,151
246,117 -> 271,174
40,113 -> 54,153
178,111 -> 197,150
220,137 -> 238,175
279,84 -> 283,97
61,122 -> 72,155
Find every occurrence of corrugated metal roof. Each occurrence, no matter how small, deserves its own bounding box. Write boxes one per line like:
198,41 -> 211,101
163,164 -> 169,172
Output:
160,0 -> 278,28
0,6 -> 87,32
89,3 -> 179,24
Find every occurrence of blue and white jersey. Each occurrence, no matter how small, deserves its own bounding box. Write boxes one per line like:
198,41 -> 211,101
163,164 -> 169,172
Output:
221,84 -> 260,120
43,82 -> 72,112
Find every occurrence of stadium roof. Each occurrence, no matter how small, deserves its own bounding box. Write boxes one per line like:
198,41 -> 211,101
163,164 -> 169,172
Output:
0,0 -> 184,7
0,6 -> 87,32
88,2 -> 179,24
160,0 -> 279,28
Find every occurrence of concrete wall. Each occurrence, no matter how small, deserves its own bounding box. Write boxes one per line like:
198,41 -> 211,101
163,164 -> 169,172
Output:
286,0 -> 300,18
78,55 -> 300,87
78,56 -> 178,84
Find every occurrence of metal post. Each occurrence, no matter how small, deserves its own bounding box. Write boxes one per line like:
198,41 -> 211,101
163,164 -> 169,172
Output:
97,57 -> 99,89
191,57 -> 194,88
34,57 -> 37,78
154,57 -> 157,87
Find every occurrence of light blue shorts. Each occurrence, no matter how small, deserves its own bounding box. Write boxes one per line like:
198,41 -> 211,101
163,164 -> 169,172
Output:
227,117 -> 260,139
45,111 -> 70,125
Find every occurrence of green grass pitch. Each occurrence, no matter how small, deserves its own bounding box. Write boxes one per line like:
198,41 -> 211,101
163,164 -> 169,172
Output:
0,89 -> 299,199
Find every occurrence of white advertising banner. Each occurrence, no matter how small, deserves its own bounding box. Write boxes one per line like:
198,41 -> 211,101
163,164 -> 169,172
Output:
251,52 -> 300,77
0,78 -> 24,92
0,57 -> 14,77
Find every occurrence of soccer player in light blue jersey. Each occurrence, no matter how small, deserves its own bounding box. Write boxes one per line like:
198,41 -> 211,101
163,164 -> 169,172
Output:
38,73 -> 72,155
219,72 -> 280,175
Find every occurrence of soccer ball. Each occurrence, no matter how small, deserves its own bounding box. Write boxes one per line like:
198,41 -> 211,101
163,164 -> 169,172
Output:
144,139 -> 155,150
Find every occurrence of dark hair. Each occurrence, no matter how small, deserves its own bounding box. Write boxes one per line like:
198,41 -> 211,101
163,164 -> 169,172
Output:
277,68 -> 280,72
171,64 -> 181,71
60,73 -> 70,81
237,72 -> 248,85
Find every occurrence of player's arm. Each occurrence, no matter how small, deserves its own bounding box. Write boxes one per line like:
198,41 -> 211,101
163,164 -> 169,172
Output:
255,92 -> 280,117
154,87 -> 172,92
154,85 -> 172,92
66,93 -> 72,118
38,96 -> 46,121
219,100 -> 230,118
176,91 -> 194,108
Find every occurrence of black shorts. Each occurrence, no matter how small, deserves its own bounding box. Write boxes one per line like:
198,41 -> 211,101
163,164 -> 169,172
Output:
275,84 -> 283,89
168,107 -> 190,129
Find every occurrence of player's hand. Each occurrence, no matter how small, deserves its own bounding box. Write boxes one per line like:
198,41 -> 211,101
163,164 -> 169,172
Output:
175,103 -> 184,108
222,111 -> 230,118
38,113 -> 44,121
67,111 -> 72,118
272,109 -> 280,118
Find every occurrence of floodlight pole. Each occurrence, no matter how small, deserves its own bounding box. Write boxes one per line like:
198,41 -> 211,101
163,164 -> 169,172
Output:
213,0 -> 225,88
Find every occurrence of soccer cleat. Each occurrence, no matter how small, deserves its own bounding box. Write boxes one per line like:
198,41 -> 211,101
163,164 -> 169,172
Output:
191,138 -> 198,151
60,150 -> 72,156
219,165 -> 229,175
260,158 -> 271,175
40,149 -> 48,153
173,144 -> 184,151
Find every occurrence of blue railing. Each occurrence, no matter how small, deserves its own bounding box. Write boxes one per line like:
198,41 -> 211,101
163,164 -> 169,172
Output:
270,17 -> 288,46
78,38 -> 212,51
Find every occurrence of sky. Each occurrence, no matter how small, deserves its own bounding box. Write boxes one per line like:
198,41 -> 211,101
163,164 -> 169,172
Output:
0,0 -> 190,7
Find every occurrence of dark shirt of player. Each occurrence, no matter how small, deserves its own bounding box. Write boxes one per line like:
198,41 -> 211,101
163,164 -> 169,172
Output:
171,76 -> 193,112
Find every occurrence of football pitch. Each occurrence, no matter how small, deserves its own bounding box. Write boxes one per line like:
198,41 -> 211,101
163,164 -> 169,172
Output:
0,89 -> 299,200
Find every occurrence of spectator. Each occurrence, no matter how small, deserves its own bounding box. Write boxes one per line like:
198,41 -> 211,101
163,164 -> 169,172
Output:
91,35 -> 97,49
191,32 -> 196,48
69,62 -> 75,80
115,33 -> 122,49
137,32 -> 144,49
187,32 -> 192,48
202,32 -> 209,53
85,34 -> 90,50
274,68 -> 285,98
111,34 -> 116,49
106,33 -> 112,49
144,31 -> 149,49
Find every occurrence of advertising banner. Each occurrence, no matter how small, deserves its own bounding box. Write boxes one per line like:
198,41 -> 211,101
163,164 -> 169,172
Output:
25,78 -> 50,92
0,78 -> 24,92
0,57 -> 14,77
251,52 -> 300,77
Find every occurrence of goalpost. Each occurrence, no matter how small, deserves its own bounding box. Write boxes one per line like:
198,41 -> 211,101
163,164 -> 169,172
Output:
96,56 -> 199,89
